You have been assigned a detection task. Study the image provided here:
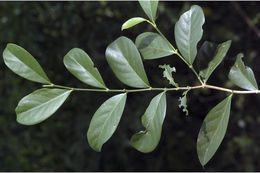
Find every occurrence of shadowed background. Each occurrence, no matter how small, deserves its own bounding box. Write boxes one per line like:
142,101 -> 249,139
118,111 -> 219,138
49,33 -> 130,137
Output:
1,1 -> 260,171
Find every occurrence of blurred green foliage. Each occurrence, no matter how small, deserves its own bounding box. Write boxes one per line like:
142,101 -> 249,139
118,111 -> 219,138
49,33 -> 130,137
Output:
0,1 -> 260,171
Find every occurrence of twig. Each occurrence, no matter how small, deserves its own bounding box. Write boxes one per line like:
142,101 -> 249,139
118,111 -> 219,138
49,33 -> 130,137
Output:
231,2 -> 260,38
42,83 -> 260,95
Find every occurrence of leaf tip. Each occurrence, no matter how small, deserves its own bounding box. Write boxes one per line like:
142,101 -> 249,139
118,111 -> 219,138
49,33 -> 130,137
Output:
121,25 -> 125,31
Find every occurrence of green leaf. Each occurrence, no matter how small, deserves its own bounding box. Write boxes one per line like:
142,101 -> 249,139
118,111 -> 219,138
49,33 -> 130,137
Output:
196,41 -> 217,72
121,17 -> 147,31
159,64 -> 178,87
105,36 -> 150,88
135,32 -> 174,60
138,0 -> 159,23
3,43 -> 51,84
228,53 -> 258,91
174,5 -> 205,65
16,88 -> 72,125
131,92 -> 166,153
87,93 -> 127,152
197,95 -> 232,166
178,90 -> 189,116
199,40 -> 232,82
63,48 -> 106,89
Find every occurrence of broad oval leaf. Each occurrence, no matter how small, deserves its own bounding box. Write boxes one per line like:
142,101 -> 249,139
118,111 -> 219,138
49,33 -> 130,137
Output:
121,17 -> 147,31
87,93 -> 127,152
131,92 -> 166,153
197,95 -> 232,166
63,48 -> 106,89
105,36 -> 150,88
3,43 -> 51,84
16,88 -> 72,125
138,0 -> 159,23
135,32 -> 174,60
228,53 -> 258,90
174,5 -> 205,65
199,40 -> 231,82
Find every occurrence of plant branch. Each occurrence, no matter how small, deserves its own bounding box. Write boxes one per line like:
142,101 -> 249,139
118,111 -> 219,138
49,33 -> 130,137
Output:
231,2 -> 260,38
42,84 -> 260,95
205,84 -> 260,94
147,21 -> 204,85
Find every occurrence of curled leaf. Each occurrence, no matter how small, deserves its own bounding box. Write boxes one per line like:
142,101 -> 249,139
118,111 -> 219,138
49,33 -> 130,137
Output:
228,53 -> 258,91
178,90 -> 189,116
121,17 -> 147,31
159,64 -> 179,87
131,92 -> 166,153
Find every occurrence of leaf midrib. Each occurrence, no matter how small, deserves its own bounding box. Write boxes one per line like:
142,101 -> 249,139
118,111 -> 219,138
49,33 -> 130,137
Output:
148,1 -> 154,22
144,93 -> 164,132
67,54 -> 105,88
188,10 -> 192,64
18,90 -> 71,116
202,96 -> 231,164
238,60 -> 257,90
143,46 -> 174,54
202,47 -> 221,81
8,49 -> 50,83
96,94 -> 126,147
116,44 -> 149,87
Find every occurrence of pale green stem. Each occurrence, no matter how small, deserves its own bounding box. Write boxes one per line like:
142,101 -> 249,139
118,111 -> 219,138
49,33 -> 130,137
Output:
42,84 -> 260,95
205,84 -> 260,94
42,84 -> 202,93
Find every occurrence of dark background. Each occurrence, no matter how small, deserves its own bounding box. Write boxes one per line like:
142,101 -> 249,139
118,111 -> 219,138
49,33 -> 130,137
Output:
1,1 -> 260,171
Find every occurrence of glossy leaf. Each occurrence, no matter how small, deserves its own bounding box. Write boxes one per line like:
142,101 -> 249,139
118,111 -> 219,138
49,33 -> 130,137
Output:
121,17 -> 147,31
105,36 -> 150,88
178,90 -> 189,116
174,5 -> 205,65
87,93 -> 127,152
3,43 -> 51,84
159,64 -> 178,87
228,53 -> 258,90
199,40 -> 231,82
196,41 -> 217,72
197,95 -> 232,166
131,92 -> 166,153
135,32 -> 174,60
63,48 -> 106,89
138,0 -> 159,23
16,88 -> 72,125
